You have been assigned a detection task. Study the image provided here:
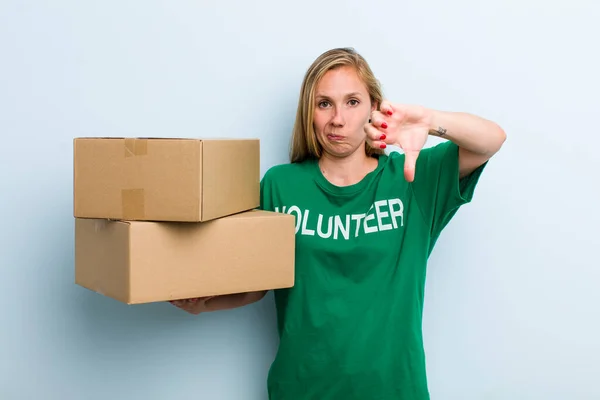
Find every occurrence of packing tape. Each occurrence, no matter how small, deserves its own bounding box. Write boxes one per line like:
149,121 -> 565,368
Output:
122,189 -> 145,220
124,138 -> 148,157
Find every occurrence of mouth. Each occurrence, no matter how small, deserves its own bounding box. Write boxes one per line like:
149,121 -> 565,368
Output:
326,134 -> 344,141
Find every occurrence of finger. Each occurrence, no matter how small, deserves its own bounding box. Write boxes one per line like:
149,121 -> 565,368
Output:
369,111 -> 389,129
364,124 -> 388,149
364,124 -> 387,143
364,123 -> 387,141
380,101 -> 394,116
403,149 -> 420,182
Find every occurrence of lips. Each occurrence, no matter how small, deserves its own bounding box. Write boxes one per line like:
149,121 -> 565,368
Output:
327,134 -> 344,141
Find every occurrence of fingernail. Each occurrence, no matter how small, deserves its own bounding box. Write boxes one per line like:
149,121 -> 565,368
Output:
380,134 -> 386,140
387,110 -> 393,116
381,122 -> 388,129
380,143 -> 387,149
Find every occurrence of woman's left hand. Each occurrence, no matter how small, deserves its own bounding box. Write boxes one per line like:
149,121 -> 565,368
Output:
365,101 -> 434,182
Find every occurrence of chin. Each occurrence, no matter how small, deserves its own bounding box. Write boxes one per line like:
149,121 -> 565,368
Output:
321,142 -> 363,159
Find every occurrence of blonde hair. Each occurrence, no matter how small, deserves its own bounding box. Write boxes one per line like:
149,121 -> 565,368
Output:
289,47 -> 384,163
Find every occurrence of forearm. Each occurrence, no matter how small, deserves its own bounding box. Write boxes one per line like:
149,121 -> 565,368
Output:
428,110 -> 506,156
203,290 -> 267,312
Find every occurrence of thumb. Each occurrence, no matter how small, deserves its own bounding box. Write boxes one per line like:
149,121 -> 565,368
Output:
404,149 -> 420,182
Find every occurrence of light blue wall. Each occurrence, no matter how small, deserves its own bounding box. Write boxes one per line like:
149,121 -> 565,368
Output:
1,1 -> 599,399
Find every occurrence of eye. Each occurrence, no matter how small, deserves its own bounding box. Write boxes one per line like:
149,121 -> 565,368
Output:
348,99 -> 360,106
318,101 -> 331,108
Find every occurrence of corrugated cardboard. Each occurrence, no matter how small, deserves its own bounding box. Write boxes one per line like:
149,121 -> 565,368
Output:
73,137 -> 260,222
74,210 -> 295,304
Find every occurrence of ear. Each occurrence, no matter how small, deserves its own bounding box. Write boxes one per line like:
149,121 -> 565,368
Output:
368,100 -> 378,123
371,100 -> 378,113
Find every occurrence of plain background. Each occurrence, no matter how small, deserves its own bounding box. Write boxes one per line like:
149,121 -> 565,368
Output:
1,1 -> 598,399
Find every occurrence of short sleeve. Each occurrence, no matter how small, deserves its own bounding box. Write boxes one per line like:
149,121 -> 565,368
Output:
410,140 -> 487,241
259,169 -> 275,212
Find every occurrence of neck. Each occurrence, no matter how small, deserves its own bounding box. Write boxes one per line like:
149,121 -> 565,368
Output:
318,148 -> 378,187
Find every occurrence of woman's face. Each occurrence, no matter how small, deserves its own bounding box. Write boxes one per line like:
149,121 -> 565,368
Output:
313,66 -> 376,159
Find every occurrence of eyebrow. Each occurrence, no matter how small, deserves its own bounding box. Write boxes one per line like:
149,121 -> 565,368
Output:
315,92 -> 364,99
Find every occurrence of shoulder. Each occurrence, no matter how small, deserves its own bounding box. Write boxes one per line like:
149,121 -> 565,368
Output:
260,160 -> 314,211
386,140 -> 456,162
261,160 -> 314,185
417,140 -> 458,164
384,140 -> 458,171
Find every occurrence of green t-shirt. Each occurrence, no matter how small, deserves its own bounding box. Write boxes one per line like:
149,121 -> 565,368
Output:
259,141 -> 487,400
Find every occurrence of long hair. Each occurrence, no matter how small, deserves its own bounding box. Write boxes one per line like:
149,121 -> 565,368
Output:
289,47 -> 384,163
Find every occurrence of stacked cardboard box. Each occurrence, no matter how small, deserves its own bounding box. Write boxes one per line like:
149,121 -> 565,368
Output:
73,137 -> 295,304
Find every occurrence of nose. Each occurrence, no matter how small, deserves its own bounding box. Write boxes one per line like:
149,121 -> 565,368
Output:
331,107 -> 345,127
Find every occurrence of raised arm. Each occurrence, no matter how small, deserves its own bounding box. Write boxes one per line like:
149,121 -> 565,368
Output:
427,110 -> 506,178
365,101 -> 506,181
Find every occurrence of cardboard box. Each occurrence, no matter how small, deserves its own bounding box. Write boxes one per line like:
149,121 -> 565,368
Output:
74,210 -> 295,304
73,137 -> 260,222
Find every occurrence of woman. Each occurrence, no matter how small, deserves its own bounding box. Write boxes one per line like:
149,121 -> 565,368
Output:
172,47 -> 506,399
